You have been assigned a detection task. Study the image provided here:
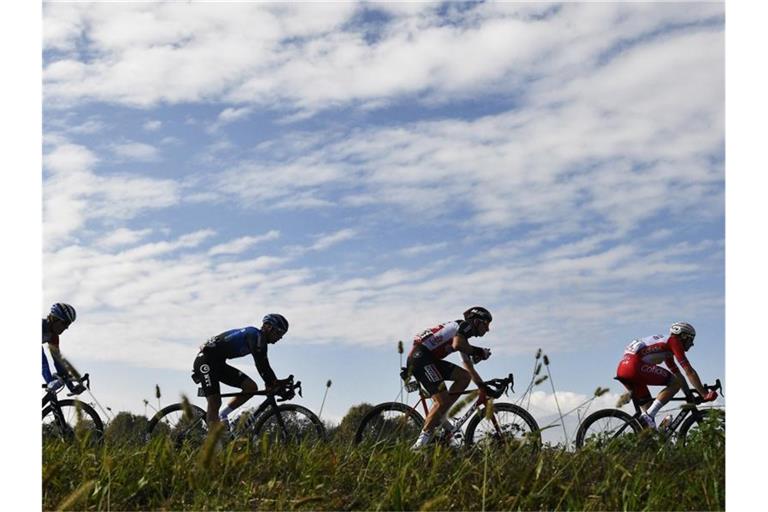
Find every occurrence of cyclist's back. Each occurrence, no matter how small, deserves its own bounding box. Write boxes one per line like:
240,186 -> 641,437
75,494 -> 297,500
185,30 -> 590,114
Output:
623,334 -> 691,371
200,327 -> 264,360
411,320 -> 474,360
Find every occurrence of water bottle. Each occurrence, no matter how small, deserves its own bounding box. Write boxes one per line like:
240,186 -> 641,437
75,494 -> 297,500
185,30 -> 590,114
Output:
659,414 -> 673,431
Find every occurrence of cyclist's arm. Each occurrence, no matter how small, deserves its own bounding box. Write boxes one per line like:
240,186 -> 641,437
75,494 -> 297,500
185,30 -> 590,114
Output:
668,337 -> 707,396
249,333 -> 278,387
48,344 -> 70,379
452,334 -> 484,386
42,347 -> 55,383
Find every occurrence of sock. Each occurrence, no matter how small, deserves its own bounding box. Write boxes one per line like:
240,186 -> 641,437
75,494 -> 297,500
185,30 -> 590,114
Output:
646,399 -> 664,418
219,405 -> 234,419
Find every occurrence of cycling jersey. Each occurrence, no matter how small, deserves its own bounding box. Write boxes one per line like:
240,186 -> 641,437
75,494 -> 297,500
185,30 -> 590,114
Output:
42,318 -> 66,384
623,334 -> 691,373
410,320 -> 474,360
616,333 -> 691,402
196,326 -> 277,386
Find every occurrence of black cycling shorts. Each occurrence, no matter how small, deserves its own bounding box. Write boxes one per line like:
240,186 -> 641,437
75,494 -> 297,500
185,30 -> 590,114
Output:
192,350 -> 249,397
408,345 -> 462,396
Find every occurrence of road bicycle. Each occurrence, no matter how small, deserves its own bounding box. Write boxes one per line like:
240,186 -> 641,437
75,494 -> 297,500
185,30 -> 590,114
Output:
575,377 -> 724,449
354,370 -> 541,450
146,375 -> 325,446
42,373 -> 104,443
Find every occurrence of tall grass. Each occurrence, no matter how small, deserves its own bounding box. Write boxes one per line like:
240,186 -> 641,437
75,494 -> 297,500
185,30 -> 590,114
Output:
44,431 -> 723,511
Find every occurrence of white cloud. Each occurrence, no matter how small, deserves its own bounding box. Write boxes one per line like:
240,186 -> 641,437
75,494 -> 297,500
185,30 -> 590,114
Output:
208,230 -> 280,256
111,141 -> 161,161
308,228 -> 357,252
42,3 -> 723,116
143,120 -> 162,131
43,142 -> 180,248
97,228 -> 153,248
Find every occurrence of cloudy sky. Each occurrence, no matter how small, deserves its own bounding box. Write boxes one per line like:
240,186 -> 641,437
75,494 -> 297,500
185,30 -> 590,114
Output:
38,2 -> 725,435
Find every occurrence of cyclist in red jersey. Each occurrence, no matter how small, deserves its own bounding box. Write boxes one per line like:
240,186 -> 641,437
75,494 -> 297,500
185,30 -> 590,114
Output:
408,306 -> 493,449
616,322 -> 717,429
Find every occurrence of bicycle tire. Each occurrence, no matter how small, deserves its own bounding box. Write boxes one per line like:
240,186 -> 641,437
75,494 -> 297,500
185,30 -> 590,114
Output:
678,408 -> 725,446
465,402 -> 541,451
251,403 -> 326,445
575,408 -> 641,449
354,401 -> 424,446
146,402 -> 208,446
42,399 -> 104,443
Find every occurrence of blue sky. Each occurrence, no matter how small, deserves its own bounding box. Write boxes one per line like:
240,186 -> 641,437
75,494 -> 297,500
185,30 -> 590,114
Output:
38,2 -> 725,437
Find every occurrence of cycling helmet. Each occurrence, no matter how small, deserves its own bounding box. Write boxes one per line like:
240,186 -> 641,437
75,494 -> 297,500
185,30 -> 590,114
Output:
463,306 -> 493,323
670,322 -> 696,341
50,303 -> 77,324
262,313 -> 289,333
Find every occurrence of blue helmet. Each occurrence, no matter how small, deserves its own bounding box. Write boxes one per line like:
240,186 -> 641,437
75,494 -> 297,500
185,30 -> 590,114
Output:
262,313 -> 289,333
50,303 -> 77,324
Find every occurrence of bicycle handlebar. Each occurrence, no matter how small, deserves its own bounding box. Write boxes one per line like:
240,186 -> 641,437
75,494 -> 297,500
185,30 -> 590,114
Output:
42,373 -> 90,397
481,373 -> 515,399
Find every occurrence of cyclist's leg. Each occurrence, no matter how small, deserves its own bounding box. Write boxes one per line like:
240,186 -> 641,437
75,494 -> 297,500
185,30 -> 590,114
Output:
421,362 -> 465,433
639,363 -> 680,418
219,365 -> 257,413
617,355 -> 653,411
409,347 -> 449,436
193,351 -> 222,425
645,370 -> 681,418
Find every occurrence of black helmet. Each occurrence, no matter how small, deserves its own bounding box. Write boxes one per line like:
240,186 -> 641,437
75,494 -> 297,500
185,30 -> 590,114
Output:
463,306 -> 492,323
50,303 -> 77,324
262,313 -> 289,332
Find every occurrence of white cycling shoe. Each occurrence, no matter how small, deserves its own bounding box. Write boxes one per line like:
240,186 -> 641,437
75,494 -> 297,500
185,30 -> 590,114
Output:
411,431 -> 433,450
640,412 -> 657,430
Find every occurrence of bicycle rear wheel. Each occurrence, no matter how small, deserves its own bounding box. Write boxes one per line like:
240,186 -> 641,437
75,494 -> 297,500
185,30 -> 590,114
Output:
575,408 -> 641,449
465,402 -> 541,451
146,403 -> 208,447
42,399 -> 104,444
354,402 -> 424,446
252,404 -> 326,445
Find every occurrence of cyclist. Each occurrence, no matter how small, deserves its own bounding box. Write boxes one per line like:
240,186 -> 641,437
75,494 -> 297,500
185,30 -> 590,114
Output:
407,306 -> 493,449
42,303 -> 84,394
616,322 -> 717,429
192,313 -> 290,429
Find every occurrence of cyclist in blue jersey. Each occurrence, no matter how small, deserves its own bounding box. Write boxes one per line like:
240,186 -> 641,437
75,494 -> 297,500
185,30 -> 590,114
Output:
42,303 -> 84,394
192,313 -> 290,428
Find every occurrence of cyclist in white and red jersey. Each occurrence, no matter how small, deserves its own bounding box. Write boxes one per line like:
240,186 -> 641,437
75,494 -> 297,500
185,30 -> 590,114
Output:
616,322 -> 717,429
408,306 -> 493,449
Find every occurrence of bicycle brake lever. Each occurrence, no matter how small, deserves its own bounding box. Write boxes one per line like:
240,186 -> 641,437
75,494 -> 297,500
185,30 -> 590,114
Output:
715,378 -> 724,397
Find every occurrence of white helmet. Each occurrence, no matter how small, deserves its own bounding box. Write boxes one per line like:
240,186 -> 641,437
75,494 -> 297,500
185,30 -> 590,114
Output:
670,322 -> 696,341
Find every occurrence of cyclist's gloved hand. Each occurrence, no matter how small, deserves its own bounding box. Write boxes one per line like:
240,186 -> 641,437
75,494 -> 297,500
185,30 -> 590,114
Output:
46,375 -> 64,392
703,390 -> 718,402
69,382 -> 87,395
471,347 -> 492,364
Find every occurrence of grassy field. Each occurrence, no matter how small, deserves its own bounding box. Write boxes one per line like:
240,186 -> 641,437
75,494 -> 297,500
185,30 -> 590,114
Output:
43,422 -> 724,511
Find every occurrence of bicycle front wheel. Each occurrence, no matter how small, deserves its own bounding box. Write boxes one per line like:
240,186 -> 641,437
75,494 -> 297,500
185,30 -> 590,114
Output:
146,403 -> 208,446
575,408 -> 641,449
252,404 -> 326,445
679,408 -> 725,447
42,399 -> 104,444
354,402 -> 424,446
465,402 -> 541,451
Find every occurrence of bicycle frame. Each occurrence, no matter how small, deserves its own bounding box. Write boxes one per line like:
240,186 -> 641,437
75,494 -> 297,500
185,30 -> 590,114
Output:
408,381 -> 507,437
624,382 -> 721,439
42,373 -> 91,436
194,378 -> 303,437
